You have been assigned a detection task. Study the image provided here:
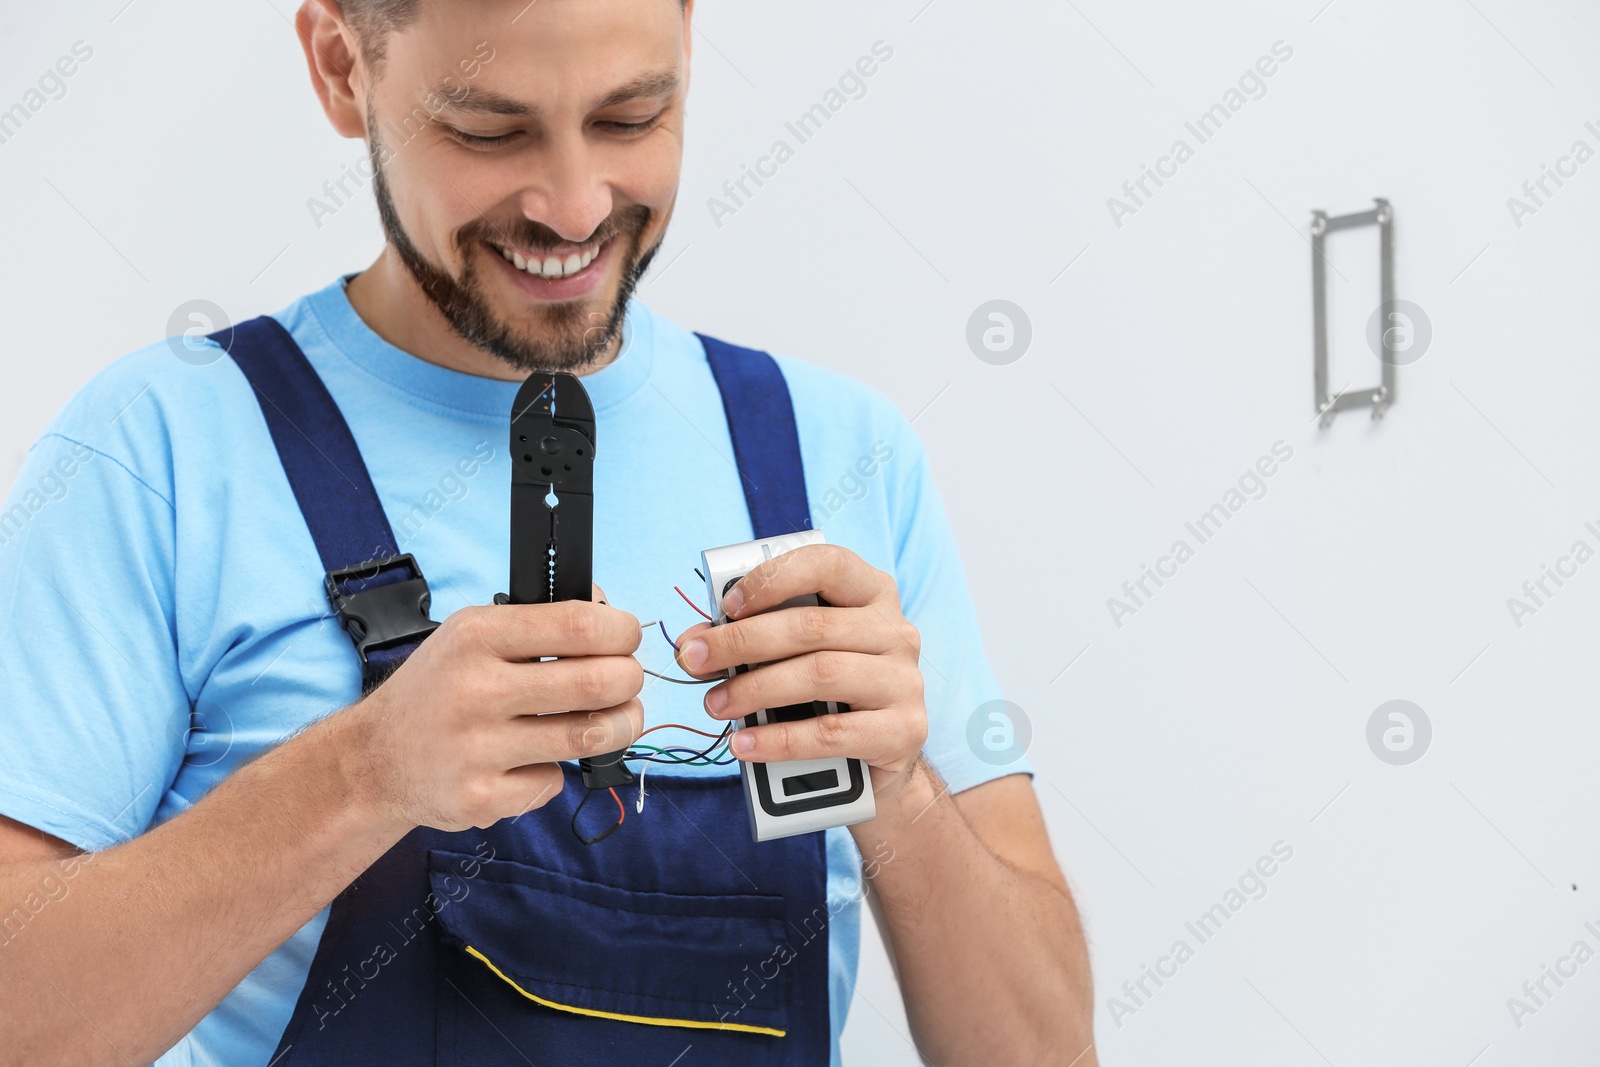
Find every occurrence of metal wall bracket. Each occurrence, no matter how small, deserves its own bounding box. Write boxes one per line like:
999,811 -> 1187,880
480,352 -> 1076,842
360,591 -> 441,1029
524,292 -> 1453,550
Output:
1312,197 -> 1393,427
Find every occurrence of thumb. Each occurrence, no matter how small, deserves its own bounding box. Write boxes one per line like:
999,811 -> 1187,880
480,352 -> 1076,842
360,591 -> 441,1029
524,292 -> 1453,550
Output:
592,582 -> 608,606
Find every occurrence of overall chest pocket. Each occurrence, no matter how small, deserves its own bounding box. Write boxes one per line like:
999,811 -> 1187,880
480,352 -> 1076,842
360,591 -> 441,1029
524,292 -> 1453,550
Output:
428,847 -> 800,1066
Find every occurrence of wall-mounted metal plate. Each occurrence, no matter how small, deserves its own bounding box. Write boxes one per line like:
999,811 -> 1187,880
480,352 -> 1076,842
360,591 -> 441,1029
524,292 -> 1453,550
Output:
1312,197 -> 1393,426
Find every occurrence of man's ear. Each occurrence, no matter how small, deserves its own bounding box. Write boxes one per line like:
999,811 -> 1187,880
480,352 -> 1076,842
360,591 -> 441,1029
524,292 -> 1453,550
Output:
296,0 -> 366,139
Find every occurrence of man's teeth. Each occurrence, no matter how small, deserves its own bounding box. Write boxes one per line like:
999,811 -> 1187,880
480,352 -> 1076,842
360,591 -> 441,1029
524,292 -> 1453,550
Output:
498,241 -> 601,279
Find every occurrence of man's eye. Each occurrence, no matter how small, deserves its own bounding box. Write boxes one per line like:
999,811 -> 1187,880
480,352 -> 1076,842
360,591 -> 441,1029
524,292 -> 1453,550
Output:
449,128 -> 517,148
600,115 -> 662,134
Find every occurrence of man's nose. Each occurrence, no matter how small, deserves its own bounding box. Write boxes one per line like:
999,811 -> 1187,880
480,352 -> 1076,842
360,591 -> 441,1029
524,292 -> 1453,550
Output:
516,133 -> 615,243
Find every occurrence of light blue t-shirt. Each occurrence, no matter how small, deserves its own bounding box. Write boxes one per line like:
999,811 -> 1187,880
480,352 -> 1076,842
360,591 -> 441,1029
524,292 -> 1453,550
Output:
0,276 -> 1032,1066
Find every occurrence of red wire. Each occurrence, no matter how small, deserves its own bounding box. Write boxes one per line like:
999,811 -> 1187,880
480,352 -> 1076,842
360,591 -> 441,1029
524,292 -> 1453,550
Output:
675,585 -> 714,622
629,588 -> 726,769
608,787 -> 625,824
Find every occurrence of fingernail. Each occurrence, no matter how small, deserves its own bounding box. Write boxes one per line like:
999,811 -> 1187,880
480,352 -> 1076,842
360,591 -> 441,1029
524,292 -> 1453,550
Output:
732,731 -> 754,753
705,686 -> 727,715
723,586 -> 744,617
682,638 -> 708,670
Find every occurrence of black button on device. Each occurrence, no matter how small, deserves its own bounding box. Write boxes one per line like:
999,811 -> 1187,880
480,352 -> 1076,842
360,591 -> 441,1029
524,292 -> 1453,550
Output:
782,768 -> 840,796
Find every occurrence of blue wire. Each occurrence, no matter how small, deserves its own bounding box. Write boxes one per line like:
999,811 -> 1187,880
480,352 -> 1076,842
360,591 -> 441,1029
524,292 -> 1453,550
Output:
657,619 -> 679,652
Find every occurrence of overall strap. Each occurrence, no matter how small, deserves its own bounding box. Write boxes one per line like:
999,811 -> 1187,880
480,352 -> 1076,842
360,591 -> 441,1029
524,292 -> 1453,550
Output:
696,333 -> 813,539
212,316 -> 439,691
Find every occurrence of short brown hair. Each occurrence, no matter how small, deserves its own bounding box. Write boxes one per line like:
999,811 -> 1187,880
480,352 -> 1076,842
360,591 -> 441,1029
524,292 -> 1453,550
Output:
338,0 -> 687,75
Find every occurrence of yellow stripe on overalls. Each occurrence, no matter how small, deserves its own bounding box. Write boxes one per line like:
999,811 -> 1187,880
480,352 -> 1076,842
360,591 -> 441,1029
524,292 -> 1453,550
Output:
462,945 -> 788,1038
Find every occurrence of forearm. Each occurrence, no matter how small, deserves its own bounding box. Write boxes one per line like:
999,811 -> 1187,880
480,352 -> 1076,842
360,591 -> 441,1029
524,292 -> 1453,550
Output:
850,757 -> 1095,1065
0,704 -> 406,1067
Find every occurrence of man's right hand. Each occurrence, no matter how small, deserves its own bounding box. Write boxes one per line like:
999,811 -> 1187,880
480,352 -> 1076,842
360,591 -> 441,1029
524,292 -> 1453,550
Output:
344,583 -> 645,833
0,585 -> 645,1066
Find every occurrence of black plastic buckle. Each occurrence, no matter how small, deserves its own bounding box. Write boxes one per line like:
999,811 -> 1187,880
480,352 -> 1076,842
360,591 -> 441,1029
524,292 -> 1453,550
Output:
324,553 -> 441,664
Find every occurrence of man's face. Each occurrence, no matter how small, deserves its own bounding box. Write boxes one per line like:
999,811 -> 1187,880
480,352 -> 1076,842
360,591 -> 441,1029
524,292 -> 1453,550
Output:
358,0 -> 687,373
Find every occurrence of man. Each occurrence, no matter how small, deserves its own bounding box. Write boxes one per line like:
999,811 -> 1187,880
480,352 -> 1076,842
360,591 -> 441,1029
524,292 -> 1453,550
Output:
0,1 -> 1094,1063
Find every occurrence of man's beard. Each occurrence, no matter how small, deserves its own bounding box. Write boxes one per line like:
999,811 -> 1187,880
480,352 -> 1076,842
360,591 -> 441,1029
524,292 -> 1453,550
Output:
365,116 -> 663,374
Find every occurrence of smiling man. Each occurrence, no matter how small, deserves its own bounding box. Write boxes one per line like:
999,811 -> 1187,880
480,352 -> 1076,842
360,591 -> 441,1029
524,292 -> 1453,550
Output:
0,1 -> 1093,1064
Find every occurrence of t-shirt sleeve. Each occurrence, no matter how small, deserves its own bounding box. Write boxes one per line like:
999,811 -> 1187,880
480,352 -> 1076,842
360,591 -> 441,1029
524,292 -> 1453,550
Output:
0,430 -> 189,852
882,410 -> 1035,797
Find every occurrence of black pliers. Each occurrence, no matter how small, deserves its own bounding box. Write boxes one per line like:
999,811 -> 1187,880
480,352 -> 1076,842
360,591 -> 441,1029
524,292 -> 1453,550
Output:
505,372 -> 634,791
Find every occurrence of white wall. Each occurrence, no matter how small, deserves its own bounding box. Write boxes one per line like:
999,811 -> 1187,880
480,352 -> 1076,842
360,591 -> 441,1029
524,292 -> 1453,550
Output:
4,1 -> 1599,1063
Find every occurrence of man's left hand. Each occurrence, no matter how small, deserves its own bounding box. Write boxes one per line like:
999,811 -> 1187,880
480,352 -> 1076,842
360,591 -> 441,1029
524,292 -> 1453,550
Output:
674,543 -> 928,799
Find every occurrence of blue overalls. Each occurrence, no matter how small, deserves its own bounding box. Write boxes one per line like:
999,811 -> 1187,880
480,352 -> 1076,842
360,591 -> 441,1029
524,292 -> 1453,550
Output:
213,314 -> 832,1066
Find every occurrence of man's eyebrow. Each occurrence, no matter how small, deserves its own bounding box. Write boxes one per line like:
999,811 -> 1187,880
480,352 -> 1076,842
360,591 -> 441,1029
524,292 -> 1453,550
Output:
432,86 -> 532,117
430,68 -> 681,118
595,68 -> 680,110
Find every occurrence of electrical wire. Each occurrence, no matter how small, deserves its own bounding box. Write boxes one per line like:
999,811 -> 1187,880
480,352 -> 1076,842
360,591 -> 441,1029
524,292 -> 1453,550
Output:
636,619 -> 713,685
675,585 -> 714,622
661,746 -> 736,766
629,742 -> 728,760
571,785 -> 626,845
627,742 -> 735,765
568,587 -> 732,841
570,584 -> 734,844
578,735 -> 733,840
638,721 -> 727,742
631,742 -> 736,814
627,723 -> 733,765
641,667 -> 715,685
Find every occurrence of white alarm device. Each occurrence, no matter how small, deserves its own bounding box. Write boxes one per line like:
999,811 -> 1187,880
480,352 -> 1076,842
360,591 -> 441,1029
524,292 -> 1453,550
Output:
700,529 -> 877,842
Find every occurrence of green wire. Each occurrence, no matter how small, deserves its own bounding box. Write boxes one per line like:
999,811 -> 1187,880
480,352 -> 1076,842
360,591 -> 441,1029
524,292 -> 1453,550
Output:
629,742 -> 731,765
632,742 -> 729,763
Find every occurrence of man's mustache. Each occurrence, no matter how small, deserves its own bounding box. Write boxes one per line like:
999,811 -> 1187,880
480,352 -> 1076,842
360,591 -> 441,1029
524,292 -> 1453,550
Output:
464,205 -> 650,256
